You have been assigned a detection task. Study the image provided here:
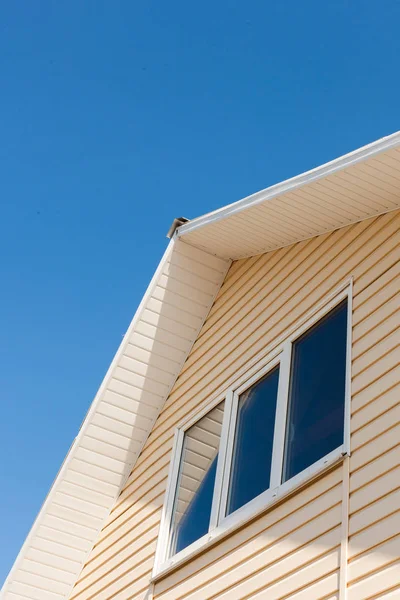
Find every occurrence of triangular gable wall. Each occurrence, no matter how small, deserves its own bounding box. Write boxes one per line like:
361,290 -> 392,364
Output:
3,130 -> 400,599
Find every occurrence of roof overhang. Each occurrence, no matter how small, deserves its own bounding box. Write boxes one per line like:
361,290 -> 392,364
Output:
177,130 -> 400,259
2,131 -> 400,599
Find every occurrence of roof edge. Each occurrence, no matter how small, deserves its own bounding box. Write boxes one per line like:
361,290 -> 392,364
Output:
177,130 -> 400,238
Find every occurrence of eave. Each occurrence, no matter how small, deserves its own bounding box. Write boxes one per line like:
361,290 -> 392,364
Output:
178,130 -> 400,259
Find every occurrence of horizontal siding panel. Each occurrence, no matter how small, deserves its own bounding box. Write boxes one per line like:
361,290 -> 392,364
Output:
351,401 -> 400,451
348,534 -> 400,584
89,500 -> 162,566
119,353 -> 175,386
158,519 -> 341,600
146,295 -> 204,330
128,330 -> 187,364
25,547 -> 82,575
12,570 -> 70,595
67,457 -> 123,487
352,310 -> 399,363
57,480 -> 111,509
41,513 -> 96,542
351,382 -> 400,434
63,468 -> 118,498
141,308 -> 198,341
72,560 -> 154,600
74,447 -> 128,476
84,423 -> 142,456
349,488 -> 400,536
79,436 -> 136,470
348,559 -> 400,600
106,464 -> 169,532
37,524 -> 94,553
31,537 -> 87,564
350,444 -> 400,494
352,328 -> 399,379
135,320 -> 193,353
113,365 -> 170,398
104,383 -> 161,413
352,290 -> 399,343
350,466 -> 400,514
174,240 -> 229,272
8,581 -> 64,600
167,251 -> 226,284
350,423 -> 400,473
352,242 -> 400,301
352,266 -> 400,326
151,285 -> 210,320
351,345 -> 400,397
74,526 -> 158,595
45,503 -> 102,534
124,340 -> 181,373
348,510 -> 400,560
20,558 -> 76,586
157,274 -> 213,307
163,262 -> 221,296
351,363 -> 400,416
155,472 -> 341,597
223,550 -> 340,600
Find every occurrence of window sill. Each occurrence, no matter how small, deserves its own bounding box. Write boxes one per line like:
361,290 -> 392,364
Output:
152,446 -> 346,582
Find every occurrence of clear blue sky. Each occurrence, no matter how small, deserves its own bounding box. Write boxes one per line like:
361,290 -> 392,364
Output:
1,0 -> 399,584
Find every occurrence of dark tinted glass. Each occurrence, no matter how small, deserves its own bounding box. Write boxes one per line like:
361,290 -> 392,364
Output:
170,401 -> 224,556
227,366 -> 279,516
174,456 -> 217,554
282,300 -> 347,483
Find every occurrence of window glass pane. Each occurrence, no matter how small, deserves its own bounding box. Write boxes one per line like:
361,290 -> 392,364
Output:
226,366 -> 279,516
282,300 -> 348,483
169,401 -> 225,556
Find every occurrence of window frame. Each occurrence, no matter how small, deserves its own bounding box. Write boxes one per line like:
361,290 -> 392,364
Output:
153,282 -> 352,579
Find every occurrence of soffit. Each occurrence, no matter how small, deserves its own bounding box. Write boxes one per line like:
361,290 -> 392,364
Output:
178,132 -> 400,259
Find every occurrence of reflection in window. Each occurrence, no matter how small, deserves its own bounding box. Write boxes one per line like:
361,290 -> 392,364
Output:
169,401 -> 225,555
227,367 -> 279,516
282,300 -> 348,482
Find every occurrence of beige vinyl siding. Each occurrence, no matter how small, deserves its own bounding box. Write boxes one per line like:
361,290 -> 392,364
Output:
347,249 -> 400,600
70,209 -> 400,600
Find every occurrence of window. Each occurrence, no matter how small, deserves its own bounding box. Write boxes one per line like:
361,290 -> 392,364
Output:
226,366 -> 279,516
169,401 -> 225,556
282,300 -> 348,482
155,288 -> 351,576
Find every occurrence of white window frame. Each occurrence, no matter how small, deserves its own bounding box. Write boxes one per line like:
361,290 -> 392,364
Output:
153,282 -> 352,579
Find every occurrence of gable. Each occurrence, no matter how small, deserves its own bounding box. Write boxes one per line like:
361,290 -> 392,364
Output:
2,130 -> 400,600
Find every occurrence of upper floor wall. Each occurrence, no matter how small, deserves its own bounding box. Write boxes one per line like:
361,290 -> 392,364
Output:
70,208 -> 400,600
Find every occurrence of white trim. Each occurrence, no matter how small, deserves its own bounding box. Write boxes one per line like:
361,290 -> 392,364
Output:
209,391 -> 234,530
219,355 -> 281,522
270,343 -> 292,489
339,456 -> 350,600
152,427 -> 184,574
177,131 -> 400,238
343,279 -> 354,456
153,283 -> 352,579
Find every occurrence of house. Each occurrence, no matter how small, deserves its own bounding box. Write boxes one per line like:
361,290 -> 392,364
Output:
2,131 -> 400,600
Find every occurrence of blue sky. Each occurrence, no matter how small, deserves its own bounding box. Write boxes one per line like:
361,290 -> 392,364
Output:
1,0 -> 399,584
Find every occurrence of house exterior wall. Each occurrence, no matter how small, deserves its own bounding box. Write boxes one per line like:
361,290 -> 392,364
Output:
70,208 -> 400,600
